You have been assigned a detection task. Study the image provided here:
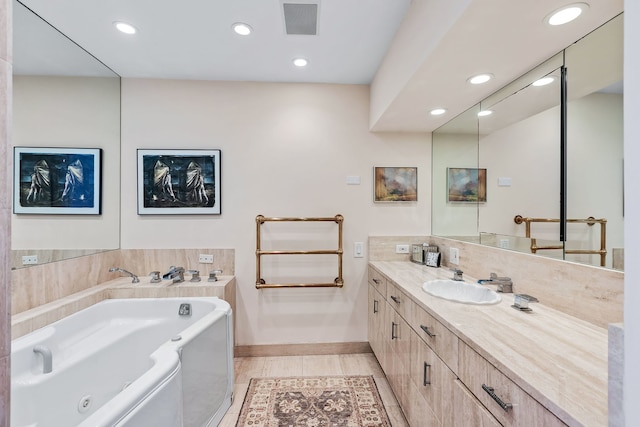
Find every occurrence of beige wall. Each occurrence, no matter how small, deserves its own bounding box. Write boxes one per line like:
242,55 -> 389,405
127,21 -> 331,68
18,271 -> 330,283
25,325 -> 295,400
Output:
1,0 -> 10,423
120,79 -> 431,346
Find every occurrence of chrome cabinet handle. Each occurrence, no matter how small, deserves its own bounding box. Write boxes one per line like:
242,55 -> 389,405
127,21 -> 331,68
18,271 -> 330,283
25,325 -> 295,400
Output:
373,299 -> 379,314
420,324 -> 436,338
423,362 -> 431,386
482,384 -> 513,411
390,295 -> 401,304
391,322 -> 398,340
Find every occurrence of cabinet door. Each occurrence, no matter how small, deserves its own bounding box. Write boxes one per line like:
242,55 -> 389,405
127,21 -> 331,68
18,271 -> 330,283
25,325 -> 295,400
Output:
458,343 -> 566,426
387,304 -> 411,412
368,285 -> 385,357
452,379 -> 501,427
410,301 -> 458,372
410,329 -> 456,426
368,267 -> 387,295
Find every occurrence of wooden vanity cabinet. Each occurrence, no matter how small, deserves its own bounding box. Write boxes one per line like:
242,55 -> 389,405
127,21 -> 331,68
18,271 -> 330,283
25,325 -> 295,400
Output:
367,266 -> 569,427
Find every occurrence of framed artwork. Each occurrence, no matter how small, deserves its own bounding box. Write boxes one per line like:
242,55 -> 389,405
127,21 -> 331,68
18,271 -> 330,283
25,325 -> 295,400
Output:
13,147 -> 102,215
447,167 -> 487,202
137,149 -> 221,215
374,166 -> 417,202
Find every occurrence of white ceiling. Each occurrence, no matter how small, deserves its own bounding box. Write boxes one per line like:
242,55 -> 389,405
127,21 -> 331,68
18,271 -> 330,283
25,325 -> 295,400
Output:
13,0 -> 624,132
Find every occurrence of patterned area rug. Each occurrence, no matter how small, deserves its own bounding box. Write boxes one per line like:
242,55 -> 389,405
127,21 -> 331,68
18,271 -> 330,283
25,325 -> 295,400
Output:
236,375 -> 392,427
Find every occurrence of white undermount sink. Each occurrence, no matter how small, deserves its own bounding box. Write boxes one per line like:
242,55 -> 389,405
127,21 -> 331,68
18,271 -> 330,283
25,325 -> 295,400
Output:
422,279 -> 502,305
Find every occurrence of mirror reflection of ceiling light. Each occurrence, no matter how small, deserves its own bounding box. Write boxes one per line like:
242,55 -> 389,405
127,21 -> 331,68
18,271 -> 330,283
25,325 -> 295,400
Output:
532,76 -> 556,86
232,23 -> 253,36
430,108 -> 447,116
468,74 -> 493,85
546,3 -> 589,26
477,110 -> 493,117
293,58 -> 308,67
114,21 -> 137,34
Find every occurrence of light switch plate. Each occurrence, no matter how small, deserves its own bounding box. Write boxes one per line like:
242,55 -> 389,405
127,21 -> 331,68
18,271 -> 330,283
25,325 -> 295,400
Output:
354,242 -> 364,258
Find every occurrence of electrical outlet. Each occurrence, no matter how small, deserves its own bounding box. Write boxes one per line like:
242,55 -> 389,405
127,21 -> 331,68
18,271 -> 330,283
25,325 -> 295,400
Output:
395,244 -> 410,254
450,248 -> 459,265
22,255 -> 38,265
354,242 -> 364,258
198,254 -> 214,264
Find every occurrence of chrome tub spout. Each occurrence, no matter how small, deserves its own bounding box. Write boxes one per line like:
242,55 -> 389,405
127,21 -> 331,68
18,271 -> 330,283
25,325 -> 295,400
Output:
109,267 -> 140,283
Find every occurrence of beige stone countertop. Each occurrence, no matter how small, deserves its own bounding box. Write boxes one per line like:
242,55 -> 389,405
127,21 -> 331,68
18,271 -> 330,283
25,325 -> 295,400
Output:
369,261 -> 607,427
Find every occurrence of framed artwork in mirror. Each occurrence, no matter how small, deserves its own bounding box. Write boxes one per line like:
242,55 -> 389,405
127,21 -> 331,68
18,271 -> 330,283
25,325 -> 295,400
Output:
447,167 -> 487,203
374,166 -> 418,202
13,147 -> 102,215
137,149 -> 221,215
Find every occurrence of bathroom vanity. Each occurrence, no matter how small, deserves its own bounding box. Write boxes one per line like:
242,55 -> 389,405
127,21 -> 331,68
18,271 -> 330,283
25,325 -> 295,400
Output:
368,261 -> 607,426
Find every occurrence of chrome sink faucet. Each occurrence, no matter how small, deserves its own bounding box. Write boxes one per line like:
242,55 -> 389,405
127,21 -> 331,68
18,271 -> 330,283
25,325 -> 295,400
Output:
109,267 -> 140,283
451,269 -> 464,281
163,266 -> 185,283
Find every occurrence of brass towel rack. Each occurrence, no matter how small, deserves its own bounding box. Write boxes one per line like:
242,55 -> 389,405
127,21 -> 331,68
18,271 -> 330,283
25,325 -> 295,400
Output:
514,215 -> 607,266
255,214 -> 344,289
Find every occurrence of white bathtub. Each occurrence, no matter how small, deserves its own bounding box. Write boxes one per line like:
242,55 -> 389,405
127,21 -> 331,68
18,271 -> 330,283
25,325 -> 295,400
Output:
11,297 -> 234,427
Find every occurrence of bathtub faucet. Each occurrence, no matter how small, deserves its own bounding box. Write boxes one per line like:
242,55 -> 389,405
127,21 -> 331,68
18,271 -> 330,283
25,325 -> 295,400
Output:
109,267 -> 140,283
163,266 -> 185,283
33,345 -> 53,374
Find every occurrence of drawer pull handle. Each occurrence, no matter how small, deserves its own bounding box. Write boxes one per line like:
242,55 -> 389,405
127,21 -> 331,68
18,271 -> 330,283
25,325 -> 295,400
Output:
482,384 -> 513,411
372,278 -> 381,284
391,322 -> 398,340
390,295 -> 401,304
420,325 -> 436,338
423,362 -> 431,386
373,299 -> 379,314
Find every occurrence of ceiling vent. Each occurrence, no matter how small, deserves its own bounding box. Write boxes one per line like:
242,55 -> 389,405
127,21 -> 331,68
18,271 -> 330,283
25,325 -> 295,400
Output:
283,3 -> 318,35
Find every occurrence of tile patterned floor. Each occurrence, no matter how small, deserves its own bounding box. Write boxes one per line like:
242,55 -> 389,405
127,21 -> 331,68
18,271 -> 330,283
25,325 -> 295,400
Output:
219,353 -> 409,426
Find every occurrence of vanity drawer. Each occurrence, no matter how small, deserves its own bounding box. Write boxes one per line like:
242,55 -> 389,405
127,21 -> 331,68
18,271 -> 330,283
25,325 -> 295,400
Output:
458,343 -> 566,426
386,281 -> 411,320
410,301 -> 458,372
368,267 -> 387,295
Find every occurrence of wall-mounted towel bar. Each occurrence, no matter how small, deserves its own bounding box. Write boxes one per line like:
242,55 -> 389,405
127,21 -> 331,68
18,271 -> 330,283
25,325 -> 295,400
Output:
514,215 -> 607,266
255,214 -> 344,289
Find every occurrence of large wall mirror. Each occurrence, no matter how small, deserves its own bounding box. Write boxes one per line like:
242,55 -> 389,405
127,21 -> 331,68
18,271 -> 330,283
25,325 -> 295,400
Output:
432,14 -> 623,271
11,0 -> 121,269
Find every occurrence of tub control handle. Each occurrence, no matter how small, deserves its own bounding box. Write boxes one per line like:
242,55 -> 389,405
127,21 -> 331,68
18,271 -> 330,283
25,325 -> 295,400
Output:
208,270 -> 223,282
149,271 -> 161,283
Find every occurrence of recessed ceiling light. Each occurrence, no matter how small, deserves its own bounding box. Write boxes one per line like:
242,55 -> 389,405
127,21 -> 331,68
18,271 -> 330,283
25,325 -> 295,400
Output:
546,3 -> 589,26
232,22 -> 252,36
532,76 -> 556,87
293,58 -> 308,67
478,110 -> 493,117
468,74 -> 493,85
114,21 -> 137,35
430,108 -> 447,116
